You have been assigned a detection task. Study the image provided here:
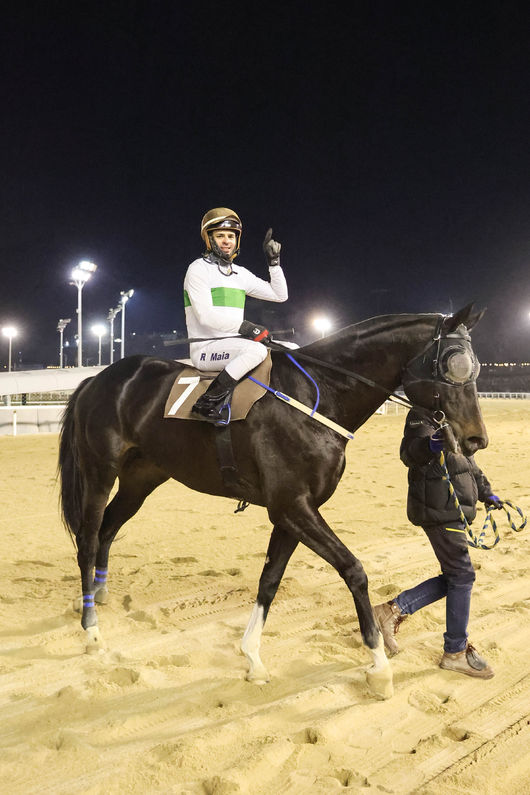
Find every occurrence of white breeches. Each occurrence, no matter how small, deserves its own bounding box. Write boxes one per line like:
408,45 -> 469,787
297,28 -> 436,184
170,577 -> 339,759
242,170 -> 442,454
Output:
190,338 -> 269,381
190,338 -> 300,381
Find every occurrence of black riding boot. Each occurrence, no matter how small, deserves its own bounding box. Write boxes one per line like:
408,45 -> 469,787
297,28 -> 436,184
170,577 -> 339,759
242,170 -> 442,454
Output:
191,369 -> 238,423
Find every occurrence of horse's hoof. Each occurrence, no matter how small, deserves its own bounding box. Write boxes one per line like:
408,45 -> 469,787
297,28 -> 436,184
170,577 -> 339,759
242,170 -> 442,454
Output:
366,666 -> 394,700
94,586 -> 109,605
85,625 -> 104,654
245,666 -> 271,685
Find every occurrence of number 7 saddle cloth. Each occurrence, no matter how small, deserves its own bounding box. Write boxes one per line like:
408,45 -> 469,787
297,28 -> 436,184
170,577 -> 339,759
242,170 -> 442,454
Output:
164,353 -> 272,422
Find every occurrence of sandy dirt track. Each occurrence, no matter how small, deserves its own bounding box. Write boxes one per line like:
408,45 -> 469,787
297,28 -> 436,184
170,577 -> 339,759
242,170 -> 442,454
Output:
0,400 -> 529,794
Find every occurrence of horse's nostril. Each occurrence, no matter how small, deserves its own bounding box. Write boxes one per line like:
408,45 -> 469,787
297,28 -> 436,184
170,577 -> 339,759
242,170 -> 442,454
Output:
467,436 -> 488,452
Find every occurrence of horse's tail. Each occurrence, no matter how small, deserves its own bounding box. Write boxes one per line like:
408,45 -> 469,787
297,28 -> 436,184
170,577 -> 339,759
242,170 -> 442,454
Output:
58,377 -> 93,546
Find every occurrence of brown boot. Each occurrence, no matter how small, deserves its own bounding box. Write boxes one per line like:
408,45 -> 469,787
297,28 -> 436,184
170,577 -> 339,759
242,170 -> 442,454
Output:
373,600 -> 408,656
439,642 -> 494,679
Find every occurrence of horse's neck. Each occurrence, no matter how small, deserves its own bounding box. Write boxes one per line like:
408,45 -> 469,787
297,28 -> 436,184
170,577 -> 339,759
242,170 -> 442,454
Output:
325,315 -> 434,385
302,315 -> 436,427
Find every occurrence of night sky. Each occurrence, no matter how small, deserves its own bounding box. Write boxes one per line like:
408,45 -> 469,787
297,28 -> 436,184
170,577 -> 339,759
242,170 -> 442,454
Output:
1,2 -> 529,366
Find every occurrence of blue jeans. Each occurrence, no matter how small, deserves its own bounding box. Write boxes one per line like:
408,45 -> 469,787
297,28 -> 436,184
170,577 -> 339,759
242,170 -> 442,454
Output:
395,524 -> 476,653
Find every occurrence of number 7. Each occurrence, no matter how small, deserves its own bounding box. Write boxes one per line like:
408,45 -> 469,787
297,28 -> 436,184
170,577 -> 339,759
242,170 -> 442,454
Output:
167,376 -> 201,415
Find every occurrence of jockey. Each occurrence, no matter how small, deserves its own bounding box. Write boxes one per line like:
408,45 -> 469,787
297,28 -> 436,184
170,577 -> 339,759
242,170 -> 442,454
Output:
184,207 -> 289,422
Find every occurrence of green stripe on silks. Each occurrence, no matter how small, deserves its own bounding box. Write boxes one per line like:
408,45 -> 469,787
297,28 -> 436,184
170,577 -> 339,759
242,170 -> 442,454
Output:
439,451 -> 527,550
183,287 -> 246,310
210,287 -> 246,308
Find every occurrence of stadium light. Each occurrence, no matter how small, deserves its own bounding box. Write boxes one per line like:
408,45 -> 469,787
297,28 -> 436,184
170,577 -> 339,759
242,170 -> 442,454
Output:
119,289 -> 134,359
91,324 -> 107,366
57,318 -> 71,368
2,326 -> 17,372
107,305 -> 122,364
312,316 -> 332,338
70,260 -> 97,367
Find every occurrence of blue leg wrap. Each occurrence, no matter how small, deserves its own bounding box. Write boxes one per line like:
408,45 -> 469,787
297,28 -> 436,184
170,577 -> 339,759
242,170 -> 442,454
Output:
94,567 -> 108,585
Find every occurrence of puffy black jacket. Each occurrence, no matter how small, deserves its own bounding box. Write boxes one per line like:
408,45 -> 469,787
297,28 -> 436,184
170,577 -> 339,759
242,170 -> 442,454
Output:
400,409 -> 492,528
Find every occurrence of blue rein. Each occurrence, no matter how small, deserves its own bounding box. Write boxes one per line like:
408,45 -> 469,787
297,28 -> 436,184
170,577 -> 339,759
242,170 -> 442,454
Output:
248,353 -> 320,416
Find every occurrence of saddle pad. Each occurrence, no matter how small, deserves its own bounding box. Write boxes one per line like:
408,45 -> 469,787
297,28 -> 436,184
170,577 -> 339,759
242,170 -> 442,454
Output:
164,353 -> 272,421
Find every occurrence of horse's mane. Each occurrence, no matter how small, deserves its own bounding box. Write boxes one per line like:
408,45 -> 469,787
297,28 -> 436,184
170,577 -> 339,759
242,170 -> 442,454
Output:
299,312 -> 441,353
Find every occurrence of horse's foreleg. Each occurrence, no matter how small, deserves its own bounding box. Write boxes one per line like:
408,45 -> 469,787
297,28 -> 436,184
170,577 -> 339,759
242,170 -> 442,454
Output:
241,525 -> 298,683
270,496 -> 393,700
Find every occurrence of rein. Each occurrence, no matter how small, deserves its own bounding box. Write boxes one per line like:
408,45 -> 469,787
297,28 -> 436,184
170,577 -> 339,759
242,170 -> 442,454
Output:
248,343 -> 417,441
270,345 -> 414,411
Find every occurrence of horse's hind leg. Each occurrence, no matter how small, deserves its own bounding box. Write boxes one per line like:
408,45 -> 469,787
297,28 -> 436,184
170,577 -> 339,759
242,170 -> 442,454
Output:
241,525 -> 298,683
94,454 -> 169,604
75,467 -> 115,651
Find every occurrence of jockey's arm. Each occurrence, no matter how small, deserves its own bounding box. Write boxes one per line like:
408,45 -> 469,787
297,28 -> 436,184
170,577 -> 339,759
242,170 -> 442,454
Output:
245,266 -> 288,303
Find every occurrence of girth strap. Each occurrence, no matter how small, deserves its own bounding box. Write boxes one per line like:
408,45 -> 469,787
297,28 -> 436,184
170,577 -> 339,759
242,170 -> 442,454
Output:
215,423 -> 239,488
214,424 -> 250,512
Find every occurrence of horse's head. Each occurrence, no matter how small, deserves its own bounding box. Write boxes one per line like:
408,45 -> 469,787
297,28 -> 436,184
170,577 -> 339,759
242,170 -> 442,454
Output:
401,304 -> 488,456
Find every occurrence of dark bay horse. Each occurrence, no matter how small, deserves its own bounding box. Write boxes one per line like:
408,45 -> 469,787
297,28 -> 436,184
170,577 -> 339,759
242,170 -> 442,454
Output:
58,304 -> 488,699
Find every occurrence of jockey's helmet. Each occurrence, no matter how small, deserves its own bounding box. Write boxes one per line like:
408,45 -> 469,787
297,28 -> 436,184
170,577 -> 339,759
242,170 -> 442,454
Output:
200,208 -> 242,261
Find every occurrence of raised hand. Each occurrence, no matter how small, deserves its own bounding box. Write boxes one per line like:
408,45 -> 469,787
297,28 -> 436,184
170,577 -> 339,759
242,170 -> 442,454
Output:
263,228 -> 281,267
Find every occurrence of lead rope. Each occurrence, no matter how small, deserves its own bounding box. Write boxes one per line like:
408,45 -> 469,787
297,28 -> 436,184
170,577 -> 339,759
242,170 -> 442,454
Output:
437,450 -> 527,549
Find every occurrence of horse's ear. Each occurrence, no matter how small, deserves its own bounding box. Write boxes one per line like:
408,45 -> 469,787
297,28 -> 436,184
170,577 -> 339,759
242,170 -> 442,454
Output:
443,303 -> 486,333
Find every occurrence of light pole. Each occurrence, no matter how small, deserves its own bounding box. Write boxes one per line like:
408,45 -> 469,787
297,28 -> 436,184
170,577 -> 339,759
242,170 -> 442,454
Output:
70,260 -> 97,367
312,316 -> 332,339
91,324 -> 107,366
107,306 -> 122,364
2,326 -> 17,371
119,289 -> 134,359
57,318 -> 71,368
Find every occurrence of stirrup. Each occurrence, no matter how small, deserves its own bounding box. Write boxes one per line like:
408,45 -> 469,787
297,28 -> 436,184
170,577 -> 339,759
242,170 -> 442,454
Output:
215,402 -> 232,426
191,392 -> 233,424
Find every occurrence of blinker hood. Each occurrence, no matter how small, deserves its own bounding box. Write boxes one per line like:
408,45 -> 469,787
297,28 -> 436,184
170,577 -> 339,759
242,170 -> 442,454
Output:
403,326 -> 480,389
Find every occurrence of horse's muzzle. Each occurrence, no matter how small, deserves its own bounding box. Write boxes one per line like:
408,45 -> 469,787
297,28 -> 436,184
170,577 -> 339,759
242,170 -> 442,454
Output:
461,433 -> 489,456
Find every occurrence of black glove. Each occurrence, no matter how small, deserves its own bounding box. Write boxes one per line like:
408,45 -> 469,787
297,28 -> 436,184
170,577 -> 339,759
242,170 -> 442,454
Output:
485,494 -> 503,509
428,428 -> 445,453
263,228 -> 281,267
239,320 -> 271,344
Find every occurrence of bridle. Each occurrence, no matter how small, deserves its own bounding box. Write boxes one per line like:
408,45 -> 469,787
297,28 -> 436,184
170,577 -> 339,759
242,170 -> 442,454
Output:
399,315 -> 480,420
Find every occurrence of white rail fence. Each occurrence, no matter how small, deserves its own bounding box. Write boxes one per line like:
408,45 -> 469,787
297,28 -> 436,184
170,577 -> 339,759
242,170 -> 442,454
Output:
1,392 -> 529,437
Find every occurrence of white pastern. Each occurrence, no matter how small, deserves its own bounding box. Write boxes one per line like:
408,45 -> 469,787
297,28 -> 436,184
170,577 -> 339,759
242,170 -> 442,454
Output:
240,602 -> 270,683
370,633 -> 389,671
85,625 -> 104,654
366,633 -> 394,700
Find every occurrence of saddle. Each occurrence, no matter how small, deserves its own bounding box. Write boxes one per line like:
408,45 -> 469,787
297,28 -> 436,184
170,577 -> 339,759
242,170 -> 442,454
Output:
164,353 -> 272,421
